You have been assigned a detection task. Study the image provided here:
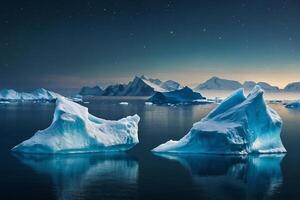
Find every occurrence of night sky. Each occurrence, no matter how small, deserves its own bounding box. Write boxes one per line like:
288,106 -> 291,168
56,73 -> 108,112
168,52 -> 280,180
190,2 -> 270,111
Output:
1,0 -> 299,90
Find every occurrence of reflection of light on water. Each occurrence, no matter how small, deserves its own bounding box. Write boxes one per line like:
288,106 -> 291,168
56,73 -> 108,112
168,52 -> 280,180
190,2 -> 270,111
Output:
14,153 -> 138,200
154,153 -> 285,199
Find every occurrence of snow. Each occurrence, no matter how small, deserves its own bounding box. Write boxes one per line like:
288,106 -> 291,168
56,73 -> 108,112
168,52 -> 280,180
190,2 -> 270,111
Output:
152,85 -> 286,154
148,87 -> 205,105
160,80 -> 181,91
145,102 -> 153,105
12,97 -> 140,154
284,82 -> 300,91
194,76 -> 243,90
244,81 -> 279,92
285,100 -> 300,109
120,102 -> 129,105
100,76 -> 182,96
0,88 -> 60,101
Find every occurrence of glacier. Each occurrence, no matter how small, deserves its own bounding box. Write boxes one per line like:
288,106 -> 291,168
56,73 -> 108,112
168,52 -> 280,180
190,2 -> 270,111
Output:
0,88 -> 60,101
152,85 -> 286,154
12,97 -> 140,154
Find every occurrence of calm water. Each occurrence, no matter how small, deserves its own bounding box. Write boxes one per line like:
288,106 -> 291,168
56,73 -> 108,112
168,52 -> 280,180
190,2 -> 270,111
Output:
0,98 -> 300,200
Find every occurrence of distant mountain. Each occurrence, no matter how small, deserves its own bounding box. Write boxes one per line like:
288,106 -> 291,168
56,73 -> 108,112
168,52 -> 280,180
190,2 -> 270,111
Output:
0,88 -> 60,101
160,80 -> 181,91
79,86 -> 103,96
194,76 -> 243,90
284,82 -> 300,91
243,81 -> 279,91
149,86 -> 205,104
85,76 -> 182,96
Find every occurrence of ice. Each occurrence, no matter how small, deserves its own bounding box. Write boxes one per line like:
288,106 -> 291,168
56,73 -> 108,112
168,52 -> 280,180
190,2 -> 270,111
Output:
145,102 -> 153,105
12,97 -> 140,154
285,100 -> 300,109
153,85 -> 286,154
149,87 -> 205,105
0,88 -> 60,101
120,102 -> 129,105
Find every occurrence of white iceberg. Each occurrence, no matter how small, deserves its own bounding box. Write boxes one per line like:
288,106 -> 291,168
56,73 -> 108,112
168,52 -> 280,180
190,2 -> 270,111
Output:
119,102 -> 129,105
0,88 -> 60,101
12,97 -> 140,154
285,100 -> 300,109
153,85 -> 286,154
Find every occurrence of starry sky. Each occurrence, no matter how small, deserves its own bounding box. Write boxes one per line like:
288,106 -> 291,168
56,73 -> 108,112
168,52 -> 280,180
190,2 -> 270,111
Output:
1,0 -> 299,90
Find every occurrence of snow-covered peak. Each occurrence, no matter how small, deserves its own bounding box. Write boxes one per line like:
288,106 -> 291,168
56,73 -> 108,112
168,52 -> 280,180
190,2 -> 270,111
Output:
194,76 -> 243,90
284,82 -> 300,91
243,81 -> 279,91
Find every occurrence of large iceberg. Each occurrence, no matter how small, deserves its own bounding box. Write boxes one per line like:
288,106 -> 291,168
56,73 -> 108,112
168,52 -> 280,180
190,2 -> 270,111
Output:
153,85 -> 286,154
0,88 -> 60,101
12,97 -> 140,154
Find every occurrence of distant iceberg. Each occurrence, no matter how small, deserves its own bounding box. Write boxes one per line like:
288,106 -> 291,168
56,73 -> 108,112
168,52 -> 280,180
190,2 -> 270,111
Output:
153,85 -> 286,154
285,100 -> 300,109
119,102 -> 129,105
0,88 -> 60,101
148,87 -> 206,105
12,97 -> 140,154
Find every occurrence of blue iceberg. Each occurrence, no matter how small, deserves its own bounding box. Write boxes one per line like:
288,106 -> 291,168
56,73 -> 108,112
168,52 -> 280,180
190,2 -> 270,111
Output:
148,86 -> 206,105
12,97 -> 140,154
153,85 -> 286,154
285,101 -> 300,109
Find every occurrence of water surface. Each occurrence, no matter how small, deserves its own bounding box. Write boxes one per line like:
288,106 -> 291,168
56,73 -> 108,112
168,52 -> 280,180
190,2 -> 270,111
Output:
0,99 -> 300,200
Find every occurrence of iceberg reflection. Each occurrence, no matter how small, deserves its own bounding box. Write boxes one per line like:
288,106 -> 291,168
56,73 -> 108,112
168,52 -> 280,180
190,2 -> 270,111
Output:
154,153 -> 285,199
14,153 -> 138,200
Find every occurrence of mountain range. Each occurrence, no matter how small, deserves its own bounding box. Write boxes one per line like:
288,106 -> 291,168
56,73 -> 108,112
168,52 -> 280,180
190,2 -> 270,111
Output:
80,76 -> 182,96
79,76 -> 300,96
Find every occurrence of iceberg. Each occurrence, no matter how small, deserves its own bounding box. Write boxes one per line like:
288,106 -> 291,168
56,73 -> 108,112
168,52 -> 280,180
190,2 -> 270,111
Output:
285,100 -> 300,109
119,102 -> 129,105
12,97 -> 140,154
148,87 -> 205,105
153,85 -> 286,154
0,88 -> 60,101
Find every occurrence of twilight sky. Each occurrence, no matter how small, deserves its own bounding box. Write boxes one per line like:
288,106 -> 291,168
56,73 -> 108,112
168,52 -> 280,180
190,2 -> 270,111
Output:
1,0 -> 299,90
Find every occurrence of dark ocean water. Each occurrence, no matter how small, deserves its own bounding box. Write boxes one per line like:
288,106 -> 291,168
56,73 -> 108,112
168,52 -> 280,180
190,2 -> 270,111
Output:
0,99 -> 300,200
